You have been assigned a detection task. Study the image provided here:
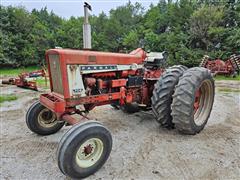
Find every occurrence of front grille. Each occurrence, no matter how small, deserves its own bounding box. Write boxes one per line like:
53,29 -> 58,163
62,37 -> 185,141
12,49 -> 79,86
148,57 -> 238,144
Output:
48,54 -> 64,95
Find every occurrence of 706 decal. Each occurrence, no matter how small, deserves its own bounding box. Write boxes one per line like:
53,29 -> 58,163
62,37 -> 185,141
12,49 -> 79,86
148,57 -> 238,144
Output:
73,88 -> 83,93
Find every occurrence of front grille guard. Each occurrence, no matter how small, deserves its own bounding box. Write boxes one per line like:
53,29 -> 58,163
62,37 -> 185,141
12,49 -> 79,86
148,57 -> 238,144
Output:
40,93 -> 66,113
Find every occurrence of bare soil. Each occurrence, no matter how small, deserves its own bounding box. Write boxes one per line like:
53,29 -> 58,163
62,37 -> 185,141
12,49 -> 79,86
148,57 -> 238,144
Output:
0,80 -> 240,180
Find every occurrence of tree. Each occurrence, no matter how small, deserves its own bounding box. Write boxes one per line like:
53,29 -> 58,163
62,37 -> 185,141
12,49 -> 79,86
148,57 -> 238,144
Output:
123,30 -> 139,49
0,1 -> 239,67
189,6 -> 224,51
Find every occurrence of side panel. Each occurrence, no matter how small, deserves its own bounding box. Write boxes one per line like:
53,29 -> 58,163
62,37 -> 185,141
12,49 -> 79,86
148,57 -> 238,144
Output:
67,65 -> 86,97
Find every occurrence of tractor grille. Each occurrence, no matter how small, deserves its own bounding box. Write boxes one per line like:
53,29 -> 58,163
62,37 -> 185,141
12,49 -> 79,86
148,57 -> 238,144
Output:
48,54 -> 64,95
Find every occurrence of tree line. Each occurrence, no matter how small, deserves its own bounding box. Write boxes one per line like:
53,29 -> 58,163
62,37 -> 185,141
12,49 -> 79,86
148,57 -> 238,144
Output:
0,0 -> 240,68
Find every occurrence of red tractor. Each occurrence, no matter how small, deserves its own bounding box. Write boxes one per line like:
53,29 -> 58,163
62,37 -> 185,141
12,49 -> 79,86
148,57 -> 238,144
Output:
26,48 -> 215,178
25,2 -> 215,179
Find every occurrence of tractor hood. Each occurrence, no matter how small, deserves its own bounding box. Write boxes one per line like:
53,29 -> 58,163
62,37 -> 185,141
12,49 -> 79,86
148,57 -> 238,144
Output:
46,48 -> 146,65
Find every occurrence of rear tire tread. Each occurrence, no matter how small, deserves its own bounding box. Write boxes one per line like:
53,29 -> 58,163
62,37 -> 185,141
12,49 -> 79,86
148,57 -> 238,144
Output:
151,65 -> 187,128
171,67 -> 215,135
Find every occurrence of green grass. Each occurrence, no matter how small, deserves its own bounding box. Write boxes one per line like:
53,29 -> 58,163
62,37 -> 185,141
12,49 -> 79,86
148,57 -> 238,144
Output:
0,66 -> 40,76
214,75 -> 240,81
35,78 -> 50,89
0,94 -> 18,104
0,66 -> 50,89
218,88 -> 240,93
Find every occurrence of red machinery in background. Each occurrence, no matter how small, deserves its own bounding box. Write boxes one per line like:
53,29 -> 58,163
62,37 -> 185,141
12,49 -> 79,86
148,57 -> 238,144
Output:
200,54 -> 240,77
2,69 -> 47,90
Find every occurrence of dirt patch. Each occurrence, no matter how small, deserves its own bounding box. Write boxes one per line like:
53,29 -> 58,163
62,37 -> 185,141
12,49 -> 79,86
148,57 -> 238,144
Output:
0,80 -> 240,179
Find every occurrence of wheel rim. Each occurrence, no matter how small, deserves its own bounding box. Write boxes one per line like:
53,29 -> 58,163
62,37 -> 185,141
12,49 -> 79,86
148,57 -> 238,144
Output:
37,108 -> 57,128
194,79 -> 214,126
194,89 -> 201,114
75,138 -> 104,168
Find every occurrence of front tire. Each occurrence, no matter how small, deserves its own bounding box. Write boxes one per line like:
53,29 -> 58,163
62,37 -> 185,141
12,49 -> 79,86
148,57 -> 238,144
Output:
171,67 -> 215,135
57,121 -> 112,179
26,101 -> 64,135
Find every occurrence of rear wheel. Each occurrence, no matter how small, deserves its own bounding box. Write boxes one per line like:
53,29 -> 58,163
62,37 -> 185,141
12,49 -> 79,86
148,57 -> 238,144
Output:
57,121 -> 112,179
151,65 -> 187,128
26,101 -> 64,135
171,67 -> 215,135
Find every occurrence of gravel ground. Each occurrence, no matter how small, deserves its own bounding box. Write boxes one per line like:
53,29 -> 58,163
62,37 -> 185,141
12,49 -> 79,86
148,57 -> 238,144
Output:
0,80 -> 240,180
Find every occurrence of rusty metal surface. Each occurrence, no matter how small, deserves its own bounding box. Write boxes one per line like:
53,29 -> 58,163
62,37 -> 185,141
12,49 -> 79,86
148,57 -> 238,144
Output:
199,54 -> 240,76
49,54 -> 64,95
61,114 -> 82,125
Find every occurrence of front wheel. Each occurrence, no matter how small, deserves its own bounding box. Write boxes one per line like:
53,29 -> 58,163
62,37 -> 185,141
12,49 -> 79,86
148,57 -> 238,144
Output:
57,121 -> 112,179
26,101 -> 64,135
171,67 -> 215,135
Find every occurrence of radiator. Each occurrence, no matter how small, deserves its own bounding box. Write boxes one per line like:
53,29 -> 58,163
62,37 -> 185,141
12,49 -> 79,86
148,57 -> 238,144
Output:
48,54 -> 64,95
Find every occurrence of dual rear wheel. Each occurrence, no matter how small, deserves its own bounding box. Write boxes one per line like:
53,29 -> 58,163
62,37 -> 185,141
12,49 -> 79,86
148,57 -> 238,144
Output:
151,65 -> 188,128
151,66 -> 215,134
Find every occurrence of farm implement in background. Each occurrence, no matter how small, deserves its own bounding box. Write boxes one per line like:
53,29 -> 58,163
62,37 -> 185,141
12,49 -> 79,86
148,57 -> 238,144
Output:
1,69 -> 48,91
200,54 -> 240,77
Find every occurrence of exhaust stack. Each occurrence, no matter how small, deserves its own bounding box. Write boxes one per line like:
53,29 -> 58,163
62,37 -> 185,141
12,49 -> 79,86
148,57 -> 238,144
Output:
83,2 -> 92,49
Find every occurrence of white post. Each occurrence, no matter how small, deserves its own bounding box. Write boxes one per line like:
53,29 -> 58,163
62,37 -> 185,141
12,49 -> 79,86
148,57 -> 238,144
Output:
83,2 -> 92,49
